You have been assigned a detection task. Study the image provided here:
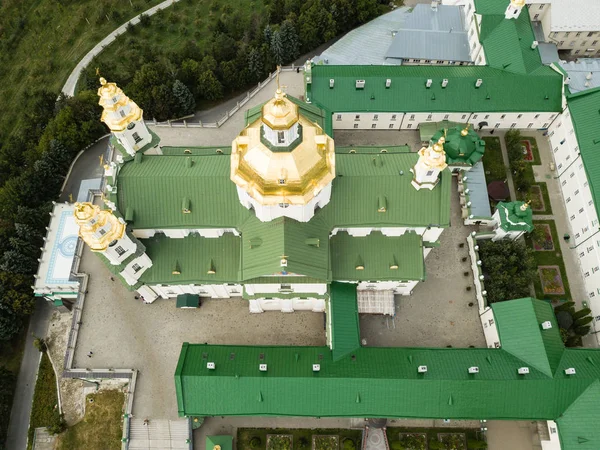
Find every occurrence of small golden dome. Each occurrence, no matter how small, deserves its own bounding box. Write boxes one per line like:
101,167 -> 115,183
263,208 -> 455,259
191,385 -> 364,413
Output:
261,89 -> 299,130
512,0 -> 526,7
73,202 -> 126,252
97,78 -> 144,132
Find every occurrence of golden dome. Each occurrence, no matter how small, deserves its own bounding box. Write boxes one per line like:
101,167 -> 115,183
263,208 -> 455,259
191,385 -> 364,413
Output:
231,91 -> 335,206
418,136 -> 448,171
511,0 -> 526,7
261,89 -> 299,130
97,78 -> 144,132
73,202 -> 126,252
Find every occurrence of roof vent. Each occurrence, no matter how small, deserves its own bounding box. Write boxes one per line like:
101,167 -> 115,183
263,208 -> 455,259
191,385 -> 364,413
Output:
442,79 -> 449,88
356,80 -> 365,89
386,79 -> 391,88
586,72 -> 593,80
259,364 -> 268,372
531,41 -> 539,49
468,366 -> 479,374
426,79 -> 433,88
207,362 -> 216,370
418,365 -> 428,373
518,367 -> 529,375
565,367 -> 576,375
564,77 -> 571,85
475,79 -> 483,88
330,79 -> 335,88
541,321 -> 552,330
313,364 -> 321,372
280,258 -> 288,267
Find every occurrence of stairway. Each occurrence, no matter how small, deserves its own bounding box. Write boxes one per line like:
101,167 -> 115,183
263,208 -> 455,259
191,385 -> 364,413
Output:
128,418 -> 190,449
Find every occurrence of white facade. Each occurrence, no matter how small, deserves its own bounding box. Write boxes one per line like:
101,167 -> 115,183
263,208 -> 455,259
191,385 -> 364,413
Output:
236,183 -> 332,223
331,226 -> 444,244
332,112 -> 556,131
547,107 -> 600,327
491,208 -> 529,241
120,253 -> 152,286
505,0 -> 525,20
357,280 -> 420,296
480,307 -> 501,348
143,282 -> 243,300
131,228 -> 240,239
249,297 -> 325,313
103,232 -> 138,265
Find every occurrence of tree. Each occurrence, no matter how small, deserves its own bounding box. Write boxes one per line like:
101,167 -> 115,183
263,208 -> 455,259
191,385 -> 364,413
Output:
248,47 -> 264,81
297,1 -> 337,51
573,307 -> 592,320
263,24 -> 273,45
197,70 -> 223,101
172,80 -> 196,116
270,30 -> 285,65
0,302 -> 21,341
0,367 -> 15,444
280,20 -> 300,61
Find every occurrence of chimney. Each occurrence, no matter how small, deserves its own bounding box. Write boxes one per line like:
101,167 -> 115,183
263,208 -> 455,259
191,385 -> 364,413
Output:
431,0 -> 439,11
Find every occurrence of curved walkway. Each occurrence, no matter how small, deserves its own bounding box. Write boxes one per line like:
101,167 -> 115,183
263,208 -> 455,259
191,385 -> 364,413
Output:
61,0 -> 181,96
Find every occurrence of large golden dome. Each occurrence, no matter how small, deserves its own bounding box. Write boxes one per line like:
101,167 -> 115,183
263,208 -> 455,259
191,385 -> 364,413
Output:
73,202 -> 126,251
230,89 -> 335,206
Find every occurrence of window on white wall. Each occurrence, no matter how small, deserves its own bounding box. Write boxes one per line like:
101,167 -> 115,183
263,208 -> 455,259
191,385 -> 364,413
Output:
407,124 -> 412,129
389,124 -> 395,129
495,123 -> 500,128
355,115 -> 360,121
336,114 -> 341,121
392,114 -> 397,120
354,123 -> 358,129
371,124 -> 376,129
528,123 -> 533,128
535,114 -> 540,119
373,115 -> 378,121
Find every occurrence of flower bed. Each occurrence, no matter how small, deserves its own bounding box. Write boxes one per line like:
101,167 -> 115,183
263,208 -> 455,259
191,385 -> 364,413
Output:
533,223 -> 554,251
267,434 -> 293,450
539,265 -> 565,295
521,140 -> 533,161
436,433 -> 466,450
313,435 -> 339,450
398,433 -> 427,450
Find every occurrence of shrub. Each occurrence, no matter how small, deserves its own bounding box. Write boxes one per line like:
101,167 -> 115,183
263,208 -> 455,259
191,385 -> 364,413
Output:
390,442 -> 405,450
572,307 -> 591,320
33,337 -> 47,352
342,438 -> 355,450
47,413 -> 66,435
467,440 -> 488,449
555,301 -> 575,312
250,437 -> 262,449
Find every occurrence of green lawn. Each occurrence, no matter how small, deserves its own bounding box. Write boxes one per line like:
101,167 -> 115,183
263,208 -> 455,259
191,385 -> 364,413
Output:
238,428 -> 362,450
527,219 -> 571,301
481,137 -> 506,184
0,0 -> 164,137
27,352 -> 60,450
56,390 -> 124,450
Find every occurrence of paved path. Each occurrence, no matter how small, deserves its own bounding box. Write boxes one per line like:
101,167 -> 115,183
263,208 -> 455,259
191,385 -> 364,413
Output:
61,0 -> 181,96
6,299 -> 53,450
486,421 -> 541,450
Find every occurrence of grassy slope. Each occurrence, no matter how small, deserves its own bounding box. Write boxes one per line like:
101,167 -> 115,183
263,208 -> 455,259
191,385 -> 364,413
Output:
56,390 -> 124,450
482,137 -> 506,184
27,352 -> 58,450
0,0 -> 163,137
78,0 -> 267,93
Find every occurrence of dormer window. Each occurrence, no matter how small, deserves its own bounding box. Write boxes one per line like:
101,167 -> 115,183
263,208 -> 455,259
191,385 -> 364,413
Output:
278,178 -> 286,185
119,110 -> 126,118
277,131 -> 285,144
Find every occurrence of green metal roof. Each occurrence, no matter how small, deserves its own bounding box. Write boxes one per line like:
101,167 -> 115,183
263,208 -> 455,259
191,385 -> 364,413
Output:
139,234 -> 241,284
432,126 -> 486,166
335,146 -> 411,154
330,282 -> 360,361
492,298 -> 564,377
556,380 -> 600,450
175,298 -> 600,450
240,215 -> 330,281
308,65 -> 562,113
566,87 -> 600,215
176,293 -> 199,308
206,435 -> 233,450
331,231 -> 424,281
495,201 -> 534,232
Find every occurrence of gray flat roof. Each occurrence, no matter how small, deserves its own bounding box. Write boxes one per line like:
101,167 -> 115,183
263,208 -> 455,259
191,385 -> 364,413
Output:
466,162 -> 492,219
561,59 -> 600,93
385,4 -> 471,63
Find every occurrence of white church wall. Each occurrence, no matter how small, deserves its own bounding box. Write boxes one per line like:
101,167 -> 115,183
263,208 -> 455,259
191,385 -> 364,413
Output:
131,228 -> 240,239
480,307 -> 501,348
104,233 -> 137,265
548,108 -> 600,342
120,254 -> 152,286
244,283 -> 328,296
356,280 -> 419,295
248,298 -> 325,313
330,226 -> 443,244
541,421 -> 562,450
148,283 -> 243,299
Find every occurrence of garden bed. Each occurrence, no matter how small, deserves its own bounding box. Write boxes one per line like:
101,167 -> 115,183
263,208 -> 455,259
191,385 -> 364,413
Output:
539,265 -> 566,296
532,223 -> 555,251
520,136 -> 541,164
436,433 -> 467,450
238,429 -> 362,450
313,435 -> 339,450
386,428 -> 481,450
267,434 -> 294,450
398,433 -> 427,450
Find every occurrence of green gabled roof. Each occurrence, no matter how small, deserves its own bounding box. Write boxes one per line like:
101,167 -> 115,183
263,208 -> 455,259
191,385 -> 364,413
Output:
492,298 -> 565,377
175,343 -> 591,419
309,65 -> 562,114
566,87 -> 600,215
176,293 -> 199,308
320,153 -> 451,228
556,380 -> 600,450
116,154 -> 250,229
160,146 -> 231,156
335,146 -> 411,154
495,201 -> 534,232
240,215 -> 330,281
330,282 -> 360,361
477,9 -> 542,75
138,234 -> 241,284
206,436 -> 233,450
331,231 -> 424,281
